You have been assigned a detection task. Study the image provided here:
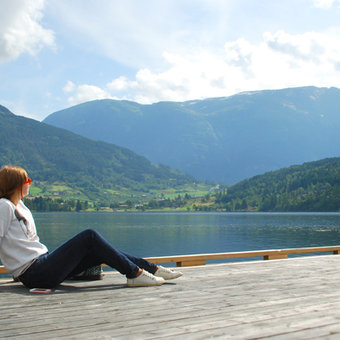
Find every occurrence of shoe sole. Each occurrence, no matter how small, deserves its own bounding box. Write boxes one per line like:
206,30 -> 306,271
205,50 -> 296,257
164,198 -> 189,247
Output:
127,281 -> 165,287
158,272 -> 183,280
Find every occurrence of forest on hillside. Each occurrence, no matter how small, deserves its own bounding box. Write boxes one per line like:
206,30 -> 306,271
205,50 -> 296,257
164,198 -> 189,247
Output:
213,158 -> 340,212
0,104 -> 200,204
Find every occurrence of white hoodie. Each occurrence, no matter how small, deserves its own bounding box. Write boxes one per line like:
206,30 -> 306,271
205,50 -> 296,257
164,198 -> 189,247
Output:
0,198 -> 48,277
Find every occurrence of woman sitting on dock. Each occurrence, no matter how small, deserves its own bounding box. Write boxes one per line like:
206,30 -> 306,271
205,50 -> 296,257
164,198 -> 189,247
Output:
0,165 -> 182,289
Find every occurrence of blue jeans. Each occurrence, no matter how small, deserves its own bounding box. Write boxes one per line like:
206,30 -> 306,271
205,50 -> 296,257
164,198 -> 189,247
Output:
19,229 -> 157,289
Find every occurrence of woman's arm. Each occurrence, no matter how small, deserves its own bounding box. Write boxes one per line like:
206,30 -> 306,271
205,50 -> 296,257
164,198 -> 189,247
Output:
0,200 -> 13,238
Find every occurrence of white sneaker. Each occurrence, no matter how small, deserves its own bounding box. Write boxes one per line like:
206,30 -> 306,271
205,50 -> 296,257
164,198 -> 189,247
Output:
127,270 -> 165,287
154,266 -> 183,280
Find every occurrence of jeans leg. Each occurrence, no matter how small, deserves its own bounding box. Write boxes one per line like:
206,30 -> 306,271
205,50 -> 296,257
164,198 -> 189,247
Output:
120,250 -> 158,274
19,229 -> 149,288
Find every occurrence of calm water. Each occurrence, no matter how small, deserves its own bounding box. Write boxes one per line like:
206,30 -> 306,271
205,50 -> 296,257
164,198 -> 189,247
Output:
2,212 -> 340,276
33,212 -> 340,262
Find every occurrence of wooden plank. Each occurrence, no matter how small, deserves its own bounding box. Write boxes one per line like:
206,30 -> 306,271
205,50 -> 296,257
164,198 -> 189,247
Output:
144,245 -> 340,266
176,260 -> 206,266
2,255 -> 340,339
264,254 -> 288,260
0,266 -> 9,274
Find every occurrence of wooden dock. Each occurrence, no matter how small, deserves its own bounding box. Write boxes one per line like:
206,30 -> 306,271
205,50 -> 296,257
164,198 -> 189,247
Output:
2,254 -> 340,339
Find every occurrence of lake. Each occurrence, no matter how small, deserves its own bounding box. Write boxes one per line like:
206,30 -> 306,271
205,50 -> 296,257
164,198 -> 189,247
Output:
34,212 -> 340,262
2,212 -> 340,277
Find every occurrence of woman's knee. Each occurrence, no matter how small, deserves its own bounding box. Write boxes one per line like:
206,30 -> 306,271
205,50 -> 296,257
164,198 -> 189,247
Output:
79,229 -> 105,245
80,228 -> 99,238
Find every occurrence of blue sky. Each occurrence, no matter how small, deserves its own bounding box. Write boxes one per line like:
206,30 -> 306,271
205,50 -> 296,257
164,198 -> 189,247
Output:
1,0 -> 340,121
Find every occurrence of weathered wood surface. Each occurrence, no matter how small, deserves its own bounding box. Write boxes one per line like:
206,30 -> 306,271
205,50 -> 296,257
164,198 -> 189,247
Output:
2,255 -> 340,339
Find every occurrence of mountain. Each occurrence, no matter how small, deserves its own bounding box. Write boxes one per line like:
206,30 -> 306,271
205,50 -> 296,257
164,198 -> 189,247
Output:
0,105 -> 198,202
214,157 -> 340,212
43,86 -> 340,184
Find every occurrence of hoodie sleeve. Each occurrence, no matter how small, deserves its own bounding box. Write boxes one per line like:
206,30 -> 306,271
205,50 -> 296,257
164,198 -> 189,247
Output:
0,200 -> 13,238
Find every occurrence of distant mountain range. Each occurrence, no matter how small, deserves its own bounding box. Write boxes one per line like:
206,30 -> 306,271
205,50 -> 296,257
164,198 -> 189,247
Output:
44,86 -> 340,184
0,105 -> 197,202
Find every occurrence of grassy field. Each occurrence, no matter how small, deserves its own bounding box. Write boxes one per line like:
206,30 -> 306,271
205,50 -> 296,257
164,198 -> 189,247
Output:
27,181 -> 215,212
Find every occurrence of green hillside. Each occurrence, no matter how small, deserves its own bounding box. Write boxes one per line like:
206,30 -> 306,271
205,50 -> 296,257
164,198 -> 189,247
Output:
0,105 -> 203,208
214,158 -> 340,212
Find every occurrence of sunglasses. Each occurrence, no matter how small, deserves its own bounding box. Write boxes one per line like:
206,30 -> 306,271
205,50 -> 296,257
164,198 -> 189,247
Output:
23,178 -> 32,185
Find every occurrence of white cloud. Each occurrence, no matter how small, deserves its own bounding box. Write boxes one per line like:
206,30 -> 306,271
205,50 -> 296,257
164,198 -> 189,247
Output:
0,0 -> 54,62
63,81 -> 75,93
64,30 -> 340,106
264,31 -> 323,62
108,77 -> 130,92
46,0 -> 235,69
63,82 -> 114,106
312,0 -> 338,8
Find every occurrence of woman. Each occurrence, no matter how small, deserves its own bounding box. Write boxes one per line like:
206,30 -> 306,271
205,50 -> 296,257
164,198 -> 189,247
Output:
0,165 -> 182,289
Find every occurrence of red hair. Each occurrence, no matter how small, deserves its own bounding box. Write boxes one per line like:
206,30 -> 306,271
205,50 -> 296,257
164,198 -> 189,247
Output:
0,165 -> 29,200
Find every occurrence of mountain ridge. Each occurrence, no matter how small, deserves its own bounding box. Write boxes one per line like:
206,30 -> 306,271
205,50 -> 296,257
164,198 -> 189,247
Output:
44,86 -> 340,184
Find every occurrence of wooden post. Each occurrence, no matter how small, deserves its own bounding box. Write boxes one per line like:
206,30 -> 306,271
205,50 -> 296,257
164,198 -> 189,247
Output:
263,254 -> 288,260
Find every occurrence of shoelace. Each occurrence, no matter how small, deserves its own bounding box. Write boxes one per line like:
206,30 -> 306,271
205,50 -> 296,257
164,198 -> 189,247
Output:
142,270 -> 158,281
158,267 -> 173,274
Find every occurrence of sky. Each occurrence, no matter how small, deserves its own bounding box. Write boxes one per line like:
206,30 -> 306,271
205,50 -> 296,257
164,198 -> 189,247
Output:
1,0 -> 340,121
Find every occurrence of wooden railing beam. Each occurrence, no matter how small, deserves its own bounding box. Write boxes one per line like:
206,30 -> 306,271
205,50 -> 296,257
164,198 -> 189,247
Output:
1,246 -> 340,274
